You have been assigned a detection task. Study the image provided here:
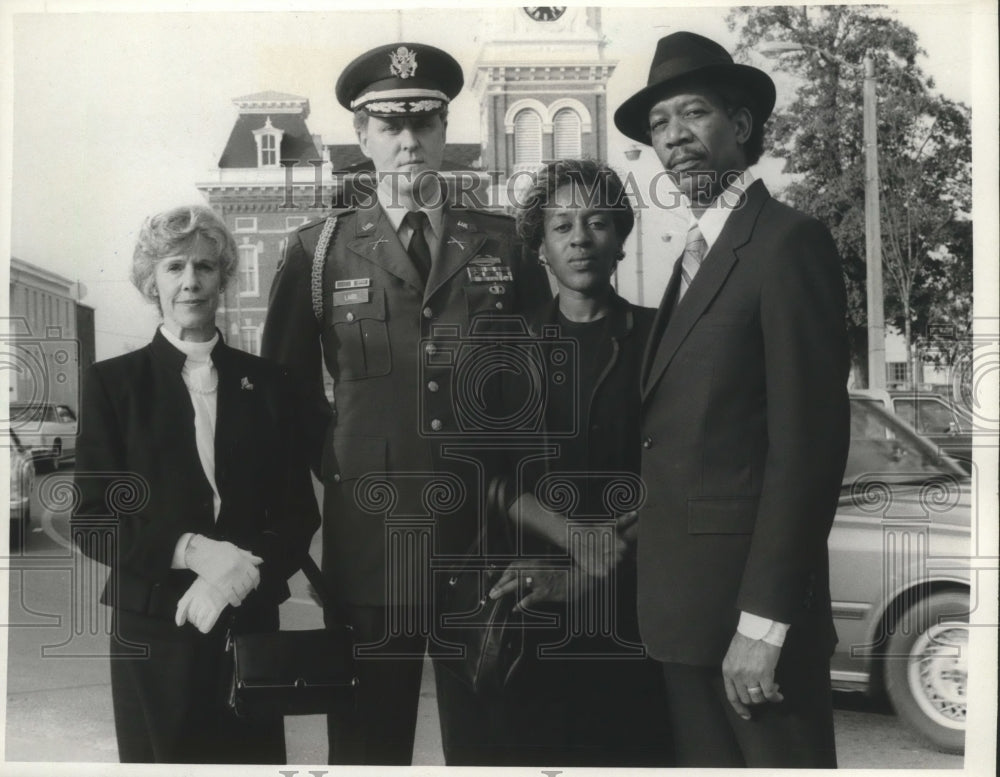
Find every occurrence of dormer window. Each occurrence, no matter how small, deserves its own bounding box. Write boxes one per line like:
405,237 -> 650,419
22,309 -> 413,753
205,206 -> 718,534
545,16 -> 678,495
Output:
252,117 -> 284,168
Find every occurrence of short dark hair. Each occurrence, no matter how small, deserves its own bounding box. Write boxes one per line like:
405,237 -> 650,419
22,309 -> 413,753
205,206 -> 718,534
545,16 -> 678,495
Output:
516,159 -> 635,255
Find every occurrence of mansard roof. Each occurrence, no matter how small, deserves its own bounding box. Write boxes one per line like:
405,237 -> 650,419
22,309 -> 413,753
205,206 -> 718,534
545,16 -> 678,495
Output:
218,112 -> 322,168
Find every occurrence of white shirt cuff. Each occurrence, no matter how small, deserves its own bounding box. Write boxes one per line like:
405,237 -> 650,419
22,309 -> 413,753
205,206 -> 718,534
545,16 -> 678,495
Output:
172,533 -> 195,569
738,611 -> 790,647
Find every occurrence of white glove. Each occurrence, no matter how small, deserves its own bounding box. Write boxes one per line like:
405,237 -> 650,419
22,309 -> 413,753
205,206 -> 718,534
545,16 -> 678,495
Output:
174,577 -> 230,634
184,535 -> 263,606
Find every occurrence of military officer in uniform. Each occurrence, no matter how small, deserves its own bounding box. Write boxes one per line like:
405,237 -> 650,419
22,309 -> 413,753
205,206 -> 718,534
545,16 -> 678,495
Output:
262,42 -> 551,765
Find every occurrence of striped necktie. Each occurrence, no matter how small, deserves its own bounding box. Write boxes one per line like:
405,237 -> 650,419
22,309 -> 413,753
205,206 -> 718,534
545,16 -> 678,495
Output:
676,223 -> 708,303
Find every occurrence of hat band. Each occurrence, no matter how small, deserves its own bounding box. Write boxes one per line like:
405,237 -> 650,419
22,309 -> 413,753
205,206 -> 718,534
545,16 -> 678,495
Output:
351,88 -> 449,110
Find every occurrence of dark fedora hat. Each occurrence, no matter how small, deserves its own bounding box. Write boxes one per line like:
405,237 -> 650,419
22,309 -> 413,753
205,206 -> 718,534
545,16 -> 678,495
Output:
614,31 -> 776,145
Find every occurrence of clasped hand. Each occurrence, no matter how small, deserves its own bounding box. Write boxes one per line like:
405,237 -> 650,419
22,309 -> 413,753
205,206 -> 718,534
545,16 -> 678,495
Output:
174,577 -> 230,634
185,535 -> 263,606
567,511 -> 638,579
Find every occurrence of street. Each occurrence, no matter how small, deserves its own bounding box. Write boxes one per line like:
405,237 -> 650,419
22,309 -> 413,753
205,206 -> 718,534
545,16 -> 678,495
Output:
4,467 -> 964,768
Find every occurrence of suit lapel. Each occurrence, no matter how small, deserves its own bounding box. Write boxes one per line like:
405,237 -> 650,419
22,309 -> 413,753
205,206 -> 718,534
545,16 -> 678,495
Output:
346,203 -> 424,293
212,343 -> 240,492
424,212 -> 487,303
641,180 -> 770,403
640,257 -> 683,390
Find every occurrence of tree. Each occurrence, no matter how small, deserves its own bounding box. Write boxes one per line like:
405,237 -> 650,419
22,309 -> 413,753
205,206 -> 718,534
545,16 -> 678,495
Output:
727,5 -> 972,385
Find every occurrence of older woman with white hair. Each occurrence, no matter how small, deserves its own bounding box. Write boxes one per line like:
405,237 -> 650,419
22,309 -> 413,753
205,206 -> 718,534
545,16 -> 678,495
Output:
72,204 -> 320,764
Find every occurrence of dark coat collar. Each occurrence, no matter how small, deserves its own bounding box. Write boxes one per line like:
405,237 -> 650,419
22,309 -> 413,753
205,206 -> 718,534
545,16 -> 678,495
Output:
149,327 -> 233,372
529,290 -> 636,341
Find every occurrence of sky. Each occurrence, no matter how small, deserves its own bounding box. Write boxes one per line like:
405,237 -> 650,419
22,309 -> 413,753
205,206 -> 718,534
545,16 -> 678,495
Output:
1,1 -> 995,360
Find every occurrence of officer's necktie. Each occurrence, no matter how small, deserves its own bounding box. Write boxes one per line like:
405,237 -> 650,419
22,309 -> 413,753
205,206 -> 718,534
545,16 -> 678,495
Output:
676,223 -> 708,304
404,210 -> 432,284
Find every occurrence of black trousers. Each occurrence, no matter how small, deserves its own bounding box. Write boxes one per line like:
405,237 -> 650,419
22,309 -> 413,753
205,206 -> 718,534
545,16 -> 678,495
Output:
110,610 -> 285,764
434,647 -> 672,766
325,605 -> 425,764
659,632 -> 837,768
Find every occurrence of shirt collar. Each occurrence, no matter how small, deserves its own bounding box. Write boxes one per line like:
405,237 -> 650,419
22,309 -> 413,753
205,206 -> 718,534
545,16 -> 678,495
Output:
377,179 -> 446,240
159,325 -> 219,362
690,169 -> 755,252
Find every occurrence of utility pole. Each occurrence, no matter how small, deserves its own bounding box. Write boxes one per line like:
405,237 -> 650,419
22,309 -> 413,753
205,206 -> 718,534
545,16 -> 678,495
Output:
863,54 -> 886,389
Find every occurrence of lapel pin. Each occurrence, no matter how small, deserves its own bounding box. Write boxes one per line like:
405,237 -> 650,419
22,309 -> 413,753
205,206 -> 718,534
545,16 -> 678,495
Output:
369,237 -> 388,251
363,222 -> 374,230
241,377 -> 254,391
457,220 -> 469,230
447,236 -> 466,250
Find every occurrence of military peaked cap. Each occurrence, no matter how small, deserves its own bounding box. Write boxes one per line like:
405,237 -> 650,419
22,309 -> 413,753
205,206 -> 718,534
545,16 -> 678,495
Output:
336,42 -> 464,118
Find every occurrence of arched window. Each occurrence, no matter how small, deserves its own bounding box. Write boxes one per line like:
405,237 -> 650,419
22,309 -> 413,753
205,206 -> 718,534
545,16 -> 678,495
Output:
552,108 -> 582,158
514,109 -> 543,166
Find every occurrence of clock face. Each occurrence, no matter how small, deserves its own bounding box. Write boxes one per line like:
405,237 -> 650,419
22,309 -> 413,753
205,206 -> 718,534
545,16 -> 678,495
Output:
524,7 -> 566,22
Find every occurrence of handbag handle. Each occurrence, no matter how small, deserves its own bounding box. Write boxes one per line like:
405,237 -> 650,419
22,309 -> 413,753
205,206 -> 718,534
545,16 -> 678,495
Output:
297,552 -> 351,627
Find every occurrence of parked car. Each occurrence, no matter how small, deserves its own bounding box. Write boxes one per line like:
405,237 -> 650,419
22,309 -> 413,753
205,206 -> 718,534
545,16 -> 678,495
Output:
853,388 -> 974,472
7,401 -> 78,471
829,396 -> 969,754
9,430 -> 36,551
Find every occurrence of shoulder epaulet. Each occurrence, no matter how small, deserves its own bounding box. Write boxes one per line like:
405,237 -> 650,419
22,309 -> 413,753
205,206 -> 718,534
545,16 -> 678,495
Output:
311,215 -> 341,323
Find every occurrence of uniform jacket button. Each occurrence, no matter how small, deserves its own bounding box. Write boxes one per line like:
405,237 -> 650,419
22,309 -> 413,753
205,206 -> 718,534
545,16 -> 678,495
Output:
422,306 -> 434,319
642,436 -> 653,449
333,473 -> 342,483
427,380 -> 440,392
430,419 -> 443,431
495,301 -> 504,310
425,342 -> 437,356
345,311 -> 355,322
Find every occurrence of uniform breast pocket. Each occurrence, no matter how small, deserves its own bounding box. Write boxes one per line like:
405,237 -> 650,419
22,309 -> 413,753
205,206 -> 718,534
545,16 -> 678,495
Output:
464,282 -> 510,317
329,287 -> 391,380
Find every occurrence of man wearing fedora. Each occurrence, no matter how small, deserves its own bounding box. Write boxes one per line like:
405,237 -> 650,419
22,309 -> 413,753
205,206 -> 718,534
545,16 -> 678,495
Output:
262,43 -> 549,764
614,32 -> 850,767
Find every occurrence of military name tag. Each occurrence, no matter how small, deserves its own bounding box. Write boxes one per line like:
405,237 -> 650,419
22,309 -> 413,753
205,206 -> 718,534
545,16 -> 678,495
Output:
467,266 -> 514,283
335,278 -> 371,290
332,289 -> 370,306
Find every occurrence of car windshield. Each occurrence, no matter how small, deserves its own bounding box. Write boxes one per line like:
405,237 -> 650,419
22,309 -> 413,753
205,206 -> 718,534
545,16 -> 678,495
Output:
8,403 -> 74,424
844,398 -> 967,486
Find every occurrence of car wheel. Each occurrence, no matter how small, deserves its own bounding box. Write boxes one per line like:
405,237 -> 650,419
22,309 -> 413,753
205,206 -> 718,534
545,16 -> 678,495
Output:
884,591 -> 968,754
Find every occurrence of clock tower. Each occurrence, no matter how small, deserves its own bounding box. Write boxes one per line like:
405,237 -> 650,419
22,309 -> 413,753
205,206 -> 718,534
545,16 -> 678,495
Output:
473,7 -> 615,182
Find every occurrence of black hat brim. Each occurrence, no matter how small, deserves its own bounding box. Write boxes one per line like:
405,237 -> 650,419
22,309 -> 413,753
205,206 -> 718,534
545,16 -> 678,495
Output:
613,63 -> 776,145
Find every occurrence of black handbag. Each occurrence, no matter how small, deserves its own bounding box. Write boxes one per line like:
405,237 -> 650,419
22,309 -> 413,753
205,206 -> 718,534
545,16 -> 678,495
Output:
225,553 -> 357,718
435,476 -> 555,696
437,561 -> 532,696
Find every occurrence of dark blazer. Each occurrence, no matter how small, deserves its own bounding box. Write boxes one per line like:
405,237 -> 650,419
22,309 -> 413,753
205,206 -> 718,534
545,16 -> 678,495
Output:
262,203 -> 551,606
637,179 -> 850,666
72,329 -> 321,621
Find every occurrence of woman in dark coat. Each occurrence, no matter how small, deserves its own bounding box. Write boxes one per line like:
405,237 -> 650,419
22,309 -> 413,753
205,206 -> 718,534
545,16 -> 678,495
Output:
481,160 -> 671,765
71,205 -> 320,764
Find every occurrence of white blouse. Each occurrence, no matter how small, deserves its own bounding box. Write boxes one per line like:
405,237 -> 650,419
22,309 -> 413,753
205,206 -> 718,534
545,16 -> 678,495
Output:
160,325 -> 222,521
